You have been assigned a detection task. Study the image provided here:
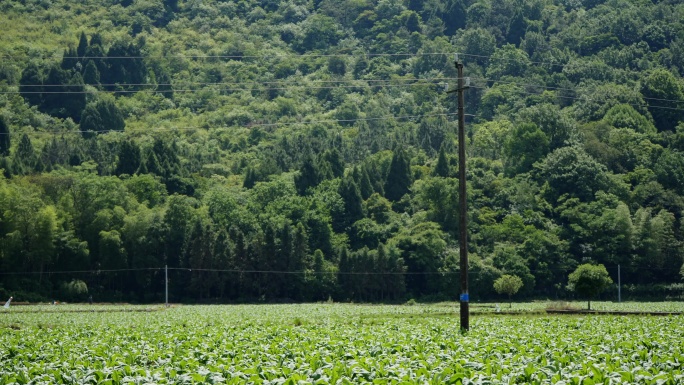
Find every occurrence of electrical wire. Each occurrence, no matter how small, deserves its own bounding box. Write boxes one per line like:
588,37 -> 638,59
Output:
0,51 -> 569,69
0,82 -> 454,95
0,112 -> 459,136
471,77 -> 684,105
469,85 -> 684,112
457,52 -> 567,68
0,268 -> 161,275
6,76 -> 683,110
0,52 -> 456,60
1,264 -> 679,276
13,77 -> 461,88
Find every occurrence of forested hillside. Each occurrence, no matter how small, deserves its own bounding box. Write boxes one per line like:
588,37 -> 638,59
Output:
1,0 -> 684,303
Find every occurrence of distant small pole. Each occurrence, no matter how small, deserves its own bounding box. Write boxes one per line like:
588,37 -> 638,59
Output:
618,264 -> 621,303
165,265 -> 169,307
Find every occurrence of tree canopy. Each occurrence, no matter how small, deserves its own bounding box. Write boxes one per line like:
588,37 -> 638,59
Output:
0,0 -> 683,303
568,264 -> 614,310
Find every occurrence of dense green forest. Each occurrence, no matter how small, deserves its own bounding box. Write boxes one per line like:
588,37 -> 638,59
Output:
1,0 -> 684,303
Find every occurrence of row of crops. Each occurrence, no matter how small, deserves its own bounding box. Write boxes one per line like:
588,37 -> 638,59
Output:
1,303 -> 683,384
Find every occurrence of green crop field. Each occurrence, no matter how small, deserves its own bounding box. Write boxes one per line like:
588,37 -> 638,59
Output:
1,303 -> 683,384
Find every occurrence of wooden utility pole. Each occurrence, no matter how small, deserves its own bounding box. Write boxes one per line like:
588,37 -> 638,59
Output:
447,54 -> 470,331
618,264 -> 621,303
165,265 -> 169,307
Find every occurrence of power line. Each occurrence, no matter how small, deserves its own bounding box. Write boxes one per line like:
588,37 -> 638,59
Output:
0,82 -> 454,95
6,77 -> 683,110
457,52 -> 567,68
0,267 -> 161,275
469,85 -> 684,113
12,77 -> 461,88
1,264 -> 679,276
0,51 -> 570,70
0,52 -> 457,61
472,77 -> 684,105
0,112 -> 459,136
0,267 -> 444,276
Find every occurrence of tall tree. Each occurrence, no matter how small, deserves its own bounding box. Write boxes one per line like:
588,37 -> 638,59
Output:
506,8 -> 526,46
0,116 -> 9,157
433,146 -> 449,177
352,166 -> 374,200
322,148 -> 344,178
41,65 -> 72,119
384,147 -> 413,202
641,69 -> 684,132
186,217 -> 214,299
337,176 -> 364,232
504,123 -> 549,176
289,223 -> 310,300
77,31 -> 88,58
295,155 -> 322,195
83,60 -> 100,87
14,133 -> 37,174
104,41 -> 147,91
568,264 -> 613,310
115,140 -> 142,176
212,229 -> 233,299
537,146 -> 610,202
80,95 -> 125,135
19,62 -> 43,107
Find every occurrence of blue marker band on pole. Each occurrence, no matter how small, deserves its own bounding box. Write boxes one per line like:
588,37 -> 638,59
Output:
460,294 -> 469,302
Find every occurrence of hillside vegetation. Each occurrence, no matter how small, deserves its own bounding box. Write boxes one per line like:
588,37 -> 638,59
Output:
1,0 -> 684,302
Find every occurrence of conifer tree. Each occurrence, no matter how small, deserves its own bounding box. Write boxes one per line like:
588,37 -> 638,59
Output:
0,116 -> 10,156
145,152 -> 165,177
213,230 -> 233,299
290,223 -> 310,300
507,9 -> 526,46
65,72 -> 86,121
295,155 -> 321,195
384,147 -> 413,201
338,176 -> 364,231
433,146 -> 449,177
83,60 -> 100,87
115,140 -> 142,176
155,68 -> 173,98
261,224 -> 278,279
19,62 -> 43,107
105,42 -> 147,91
90,33 -> 103,48
15,133 -> 36,172
322,148 -> 344,178
61,47 -> 78,71
80,95 -> 125,134
84,44 -> 107,79
164,0 -> 179,12
230,226 -> 248,295
338,246 -> 351,298
243,167 -> 258,189
186,218 -> 213,299
353,166 -> 374,199
77,31 -> 88,58
364,161 -> 384,195
42,65 -> 85,121
278,222 -> 294,297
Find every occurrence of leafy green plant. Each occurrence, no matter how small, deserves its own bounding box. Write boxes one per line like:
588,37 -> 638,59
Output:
1,304 -> 684,384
